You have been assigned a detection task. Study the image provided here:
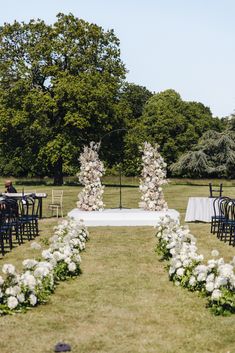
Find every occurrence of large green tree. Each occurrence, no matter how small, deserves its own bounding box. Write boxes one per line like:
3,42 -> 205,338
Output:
0,13 -> 126,184
123,89 -> 223,175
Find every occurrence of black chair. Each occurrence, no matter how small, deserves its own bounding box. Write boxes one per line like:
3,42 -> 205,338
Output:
217,198 -> 235,245
209,183 -> 223,198
18,196 -> 40,240
211,197 -> 228,234
4,198 -> 22,245
223,199 -> 235,245
0,199 -> 15,255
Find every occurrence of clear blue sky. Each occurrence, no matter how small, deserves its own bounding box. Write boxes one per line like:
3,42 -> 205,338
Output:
1,0 -> 234,117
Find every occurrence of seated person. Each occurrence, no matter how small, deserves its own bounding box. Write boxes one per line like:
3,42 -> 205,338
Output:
4,180 -> 18,216
5,180 -> 17,193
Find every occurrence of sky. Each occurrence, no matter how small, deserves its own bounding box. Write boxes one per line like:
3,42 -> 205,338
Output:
0,0 -> 234,118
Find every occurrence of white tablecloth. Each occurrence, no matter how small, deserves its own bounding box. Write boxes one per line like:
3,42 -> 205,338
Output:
185,197 -> 216,222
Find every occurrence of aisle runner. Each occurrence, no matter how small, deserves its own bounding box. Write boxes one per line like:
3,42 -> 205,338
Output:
68,208 -> 179,226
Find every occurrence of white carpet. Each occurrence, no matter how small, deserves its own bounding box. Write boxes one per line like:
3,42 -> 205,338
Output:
67,208 -> 179,226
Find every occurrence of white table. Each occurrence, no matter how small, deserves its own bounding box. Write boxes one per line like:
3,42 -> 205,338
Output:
2,192 -> 47,218
185,197 -> 216,222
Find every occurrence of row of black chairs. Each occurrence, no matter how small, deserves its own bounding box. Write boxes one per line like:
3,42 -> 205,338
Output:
0,196 -> 40,256
211,197 -> 235,246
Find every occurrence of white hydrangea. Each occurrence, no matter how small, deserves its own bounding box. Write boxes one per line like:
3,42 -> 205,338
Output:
22,259 -> 38,270
155,215 -> 235,313
29,294 -> 37,306
211,249 -> 219,257
0,217 -> 89,314
30,242 -> 42,250
68,262 -> 76,272
2,264 -> 16,275
7,296 -> 18,309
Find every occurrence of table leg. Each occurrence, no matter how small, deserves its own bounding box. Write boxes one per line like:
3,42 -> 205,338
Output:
38,198 -> 43,219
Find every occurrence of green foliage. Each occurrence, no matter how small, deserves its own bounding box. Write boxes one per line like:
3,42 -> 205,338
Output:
53,262 -> 81,282
124,89 -> 223,175
171,130 -> 235,178
0,13 -> 126,184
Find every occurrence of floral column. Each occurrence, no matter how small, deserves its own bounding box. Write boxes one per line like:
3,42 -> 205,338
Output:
139,142 -> 168,211
77,142 -> 105,211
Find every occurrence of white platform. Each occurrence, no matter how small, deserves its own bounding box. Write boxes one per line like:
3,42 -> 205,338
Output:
68,208 -> 179,226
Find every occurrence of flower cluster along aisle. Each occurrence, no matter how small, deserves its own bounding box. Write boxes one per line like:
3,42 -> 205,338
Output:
155,216 -> 235,315
77,141 -> 105,211
0,218 -> 89,315
139,142 -> 168,211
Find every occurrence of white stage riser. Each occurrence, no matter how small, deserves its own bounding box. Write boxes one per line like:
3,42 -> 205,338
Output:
68,208 -> 179,227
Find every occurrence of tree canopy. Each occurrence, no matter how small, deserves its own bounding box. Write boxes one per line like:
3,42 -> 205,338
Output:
171,129 -> 235,178
123,89 -> 223,175
0,13 -> 126,184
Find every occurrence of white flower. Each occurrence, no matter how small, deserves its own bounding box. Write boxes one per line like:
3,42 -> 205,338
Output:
5,286 -> 21,296
29,294 -> 37,306
197,272 -> 207,282
189,276 -> 196,286
211,289 -> 222,301
22,259 -> 38,269
211,249 -> 219,257
2,264 -> 16,275
42,250 -> 53,260
68,262 -> 76,272
20,272 -> 36,289
218,264 -> 234,278
0,276 -> 4,286
215,276 -> 227,287
7,296 -> 18,309
30,242 -> 41,250
176,268 -> 184,277
205,282 -> 214,292
17,293 -> 25,303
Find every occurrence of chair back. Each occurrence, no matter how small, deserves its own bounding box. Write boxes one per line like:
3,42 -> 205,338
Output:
218,197 -> 230,218
209,183 -> 223,198
223,198 -> 235,222
51,190 -> 63,206
18,196 -> 38,218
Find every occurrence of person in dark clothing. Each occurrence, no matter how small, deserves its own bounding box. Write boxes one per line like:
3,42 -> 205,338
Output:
5,180 -> 17,193
4,180 -> 18,215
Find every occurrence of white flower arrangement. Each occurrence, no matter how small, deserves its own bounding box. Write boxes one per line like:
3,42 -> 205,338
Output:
155,216 -> 235,315
77,142 -> 105,211
0,217 -> 89,315
139,142 -> 168,211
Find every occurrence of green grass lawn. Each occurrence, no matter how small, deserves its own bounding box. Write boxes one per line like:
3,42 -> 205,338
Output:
0,181 -> 234,353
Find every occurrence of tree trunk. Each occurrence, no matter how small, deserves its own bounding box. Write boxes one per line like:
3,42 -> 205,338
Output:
53,157 -> 63,185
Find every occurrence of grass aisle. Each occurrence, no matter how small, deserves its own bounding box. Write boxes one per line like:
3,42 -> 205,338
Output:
0,181 -> 234,353
1,225 -> 234,353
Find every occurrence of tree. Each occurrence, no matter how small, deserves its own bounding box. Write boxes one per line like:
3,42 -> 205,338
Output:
0,13 -> 126,184
170,130 -> 235,178
119,83 -> 153,126
124,89 -> 223,175
98,83 -> 153,173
